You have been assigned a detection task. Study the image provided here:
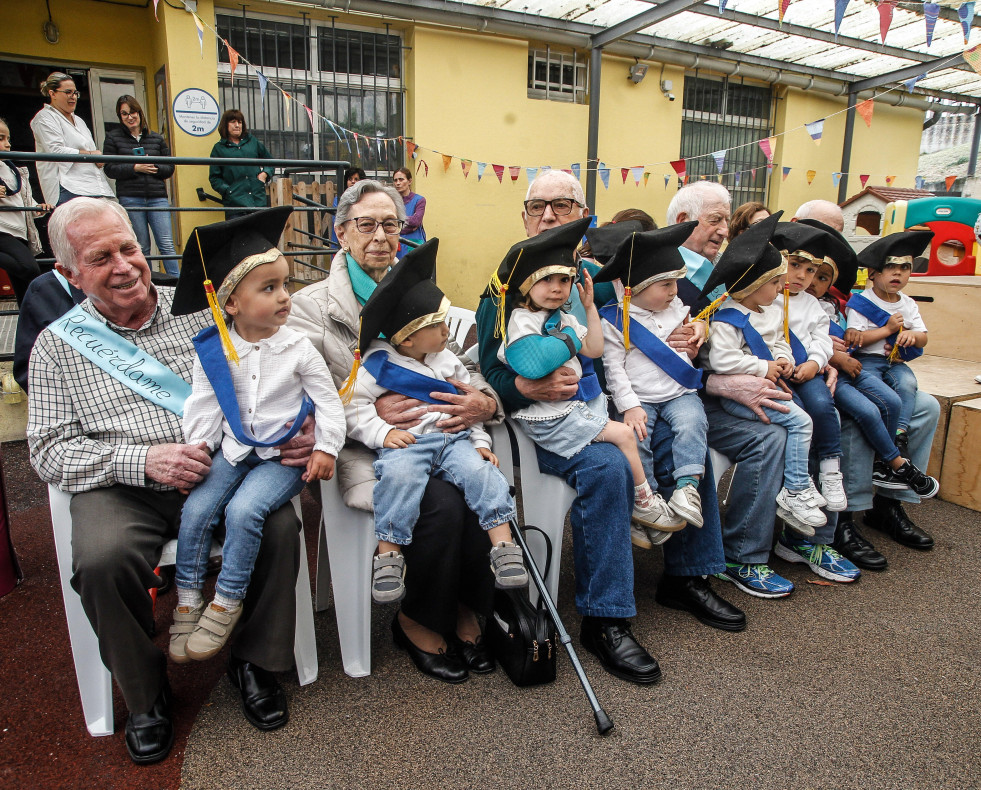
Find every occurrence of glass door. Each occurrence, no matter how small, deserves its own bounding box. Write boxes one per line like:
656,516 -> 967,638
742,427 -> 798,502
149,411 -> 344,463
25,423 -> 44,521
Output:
88,68 -> 147,147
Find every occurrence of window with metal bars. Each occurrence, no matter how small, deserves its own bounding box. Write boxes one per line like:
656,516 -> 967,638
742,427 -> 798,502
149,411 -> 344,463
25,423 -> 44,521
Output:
681,75 -> 774,207
215,12 -> 404,173
527,46 -> 587,104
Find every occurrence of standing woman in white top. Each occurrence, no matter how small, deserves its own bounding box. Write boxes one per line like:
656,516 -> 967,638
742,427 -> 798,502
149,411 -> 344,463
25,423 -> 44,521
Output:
29,72 -> 115,206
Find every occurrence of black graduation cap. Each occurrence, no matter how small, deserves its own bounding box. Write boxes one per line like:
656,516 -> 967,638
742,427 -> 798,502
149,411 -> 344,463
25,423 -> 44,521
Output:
172,206 -> 293,316
796,218 -> 858,293
583,221 -> 644,264
356,238 -> 446,355
492,216 -> 592,296
857,230 -> 934,273
592,221 -> 698,289
699,210 -> 785,300
771,222 -> 834,262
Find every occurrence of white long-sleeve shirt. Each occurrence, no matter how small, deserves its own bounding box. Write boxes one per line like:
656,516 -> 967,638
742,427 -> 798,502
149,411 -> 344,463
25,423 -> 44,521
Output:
30,105 -> 114,205
345,340 -> 491,450
183,325 -> 345,464
602,297 -> 696,411
845,289 -> 927,357
705,300 -> 793,377
0,162 -> 40,242
775,290 -> 833,369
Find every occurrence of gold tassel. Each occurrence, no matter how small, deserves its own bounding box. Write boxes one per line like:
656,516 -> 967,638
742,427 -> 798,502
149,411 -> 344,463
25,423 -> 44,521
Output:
783,283 -> 791,345
488,249 -> 522,342
622,287 -> 632,350
196,230 -> 239,365
338,317 -> 364,404
693,291 -> 729,324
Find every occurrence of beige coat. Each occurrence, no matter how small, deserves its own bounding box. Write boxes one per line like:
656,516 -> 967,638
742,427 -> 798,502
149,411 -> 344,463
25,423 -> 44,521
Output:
289,250 -> 503,511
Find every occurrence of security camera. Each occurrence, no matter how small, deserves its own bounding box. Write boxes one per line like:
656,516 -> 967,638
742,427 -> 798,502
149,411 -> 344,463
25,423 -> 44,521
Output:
667,93 -> 676,101
660,79 -> 675,101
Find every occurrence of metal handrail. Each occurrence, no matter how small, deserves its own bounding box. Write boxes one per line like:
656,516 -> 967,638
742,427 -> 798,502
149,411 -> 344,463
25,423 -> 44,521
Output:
0,150 -> 348,171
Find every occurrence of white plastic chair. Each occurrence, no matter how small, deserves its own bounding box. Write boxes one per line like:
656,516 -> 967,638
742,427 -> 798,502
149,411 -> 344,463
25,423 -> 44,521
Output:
708,448 -> 735,506
48,485 -> 318,737
446,306 -> 477,349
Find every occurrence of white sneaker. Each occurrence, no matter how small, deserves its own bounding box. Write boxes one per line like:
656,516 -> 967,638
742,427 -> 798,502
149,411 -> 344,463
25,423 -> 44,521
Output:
975,374 -> 981,384
644,526 -> 672,546
630,524 -> 653,550
806,479 -> 828,509
668,484 -> 704,527
632,492 -> 686,532
775,487 -> 826,535
818,470 -> 848,511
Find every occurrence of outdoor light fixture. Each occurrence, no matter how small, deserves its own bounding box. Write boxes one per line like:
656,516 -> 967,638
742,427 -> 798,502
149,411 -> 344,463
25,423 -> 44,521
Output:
661,79 -> 675,101
629,63 -> 649,84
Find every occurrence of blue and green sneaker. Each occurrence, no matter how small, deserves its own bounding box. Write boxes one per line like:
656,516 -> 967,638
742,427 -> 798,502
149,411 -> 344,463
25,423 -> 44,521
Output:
713,562 -> 794,599
774,534 -> 861,583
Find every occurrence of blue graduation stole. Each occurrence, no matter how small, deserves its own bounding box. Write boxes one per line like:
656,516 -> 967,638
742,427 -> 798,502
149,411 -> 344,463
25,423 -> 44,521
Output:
543,310 -> 601,402
362,350 -> 459,405
712,308 -> 774,362
828,320 -> 845,339
193,327 -> 312,447
598,303 -> 702,391
846,293 -> 923,361
788,330 -> 809,366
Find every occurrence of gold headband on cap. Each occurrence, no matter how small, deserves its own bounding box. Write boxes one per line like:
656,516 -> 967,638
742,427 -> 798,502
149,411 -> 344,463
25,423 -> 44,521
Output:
731,256 -> 788,301
519,265 -> 579,296
390,296 -> 451,346
216,248 -> 284,309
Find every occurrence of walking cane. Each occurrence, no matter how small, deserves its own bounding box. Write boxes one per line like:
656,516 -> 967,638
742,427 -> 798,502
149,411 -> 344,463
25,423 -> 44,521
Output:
508,517 -> 614,736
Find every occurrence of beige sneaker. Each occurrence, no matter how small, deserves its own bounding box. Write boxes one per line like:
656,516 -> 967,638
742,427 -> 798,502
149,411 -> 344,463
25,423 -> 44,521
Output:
169,602 -> 206,664
184,601 -> 244,661
668,485 -> 704,528
632,492 -> 686,532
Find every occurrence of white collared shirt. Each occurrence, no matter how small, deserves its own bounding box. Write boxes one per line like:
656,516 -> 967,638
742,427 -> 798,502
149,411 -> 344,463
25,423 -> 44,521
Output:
845,289 -> 926,357
30,105 -> 114,204
704,300 -> 794,377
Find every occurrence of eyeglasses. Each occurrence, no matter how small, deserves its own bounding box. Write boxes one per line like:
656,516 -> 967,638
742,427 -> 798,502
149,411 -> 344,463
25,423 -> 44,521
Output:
346,217 -> 406,235
523,198 -> 582,217
120,110 -> 140,117
55,90 -> 81,99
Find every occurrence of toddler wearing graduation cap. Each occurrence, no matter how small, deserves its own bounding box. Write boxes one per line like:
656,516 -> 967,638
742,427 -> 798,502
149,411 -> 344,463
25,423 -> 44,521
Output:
169,206 -> 346,662
842,231 -> 938,498
699,211 -> 827,535
341,239 -> 525,603
592,221 -> 709,547
492,218 -> 682,534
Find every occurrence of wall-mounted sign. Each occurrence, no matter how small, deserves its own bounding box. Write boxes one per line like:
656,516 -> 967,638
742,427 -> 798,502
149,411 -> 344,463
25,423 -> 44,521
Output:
172,88 -> 220,137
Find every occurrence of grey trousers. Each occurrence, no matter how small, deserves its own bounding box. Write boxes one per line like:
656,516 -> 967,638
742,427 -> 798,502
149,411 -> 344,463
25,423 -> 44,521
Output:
69,485 -> 300,715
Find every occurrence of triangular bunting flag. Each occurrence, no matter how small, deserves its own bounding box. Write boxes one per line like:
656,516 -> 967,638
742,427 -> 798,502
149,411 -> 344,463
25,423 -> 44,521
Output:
904,74 -> 925,93
540,166 -> 552,175
493,164 -> 505,183
832,172 -> 842,187
283,92 -> 292,129
416,159 -> 429,178
598,163 -> 610,190
924,3 -> 940,46
806,170 -> 816,185
712,150 -> 726,173
643,171 -> 651,187
477,162 -> 486,181
834,0 -> 850,37
527,167 -> 538,183
946,175 -> 957,191
670,159 -> 687,180
442,155 -> 452,173
767,163 -> 774,176
664,174 -> 671,189
631,166 -> 644,185
779,0 -> 792,24
509,166 -> 520,182
561,169 -> 574,177
720,0 -> 728,10
860,174 -> 870,188
257,71 -> 268,107
621,168 -> 630,185
193,13 -> 205,57
461,160 -> 472,179
228,45 -> 240,84
758,138 -> 774,162
735,172 -> 742,186
885,175 -> 896,186
571,163 -> 581,180
960,2 -> 975,43
752,168 -> 758,179
915,175 -> 925,189
406,141 -> 417,159
153,0 -> 160,21
964,42 -> 981,74
303,104 -> 314,129
782,167 -> 792,181
878,0 -> 895,44
857,99 -> 874,128
805,119 -> 825,144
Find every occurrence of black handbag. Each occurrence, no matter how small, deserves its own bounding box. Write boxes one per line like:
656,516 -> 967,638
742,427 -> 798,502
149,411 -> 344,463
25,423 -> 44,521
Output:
485,526 -> 558,687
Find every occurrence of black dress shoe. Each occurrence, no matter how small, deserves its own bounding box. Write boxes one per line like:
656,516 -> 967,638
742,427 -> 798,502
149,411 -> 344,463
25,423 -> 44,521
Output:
865,495 -> 934,551
832,518 -> 888,571
450,634 -> 495,674
580,617 -> 661,685
655,574 -> 747,632
392,615 -> 469,684
227,656 -> 289,731
124,687 -> 174,765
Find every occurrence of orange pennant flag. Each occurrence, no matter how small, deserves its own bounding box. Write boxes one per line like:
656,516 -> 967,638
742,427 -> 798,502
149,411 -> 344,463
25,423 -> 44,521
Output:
442,154 -> 452,173
885,175 -> 896,186
946,175 -> 957,191
416,159 -> 429,177
856,99 -> 874,128
461,159 -> 472,179
406,141 -> 417,159
228,45 -> 240,84
806,169 -> 816,185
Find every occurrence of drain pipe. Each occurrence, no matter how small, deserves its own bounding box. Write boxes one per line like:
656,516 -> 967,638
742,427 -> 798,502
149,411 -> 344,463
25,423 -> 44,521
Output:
838,90 -> 858,204
586,46 -> 603,211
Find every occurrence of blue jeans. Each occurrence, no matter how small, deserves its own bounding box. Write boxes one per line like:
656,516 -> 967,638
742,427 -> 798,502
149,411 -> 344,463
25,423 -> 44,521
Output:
638,392 -> 707,480
638,412 -> 726,577
57,187 -> 117,206
834,372 -> 901,463
790,375 -> 841,461
535,442 -> 636,618
373,431 -> 515,545
119,196 -> 178,275
704,397 -> 790,563
720,397 -> 813,491
855,354 -> 918,434
176,449 -> 305,600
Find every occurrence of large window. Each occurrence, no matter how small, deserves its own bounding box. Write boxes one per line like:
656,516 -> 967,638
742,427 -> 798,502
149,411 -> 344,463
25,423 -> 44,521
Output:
528,46 -> 587,104
215,12 -> 403,172
681,75 -> 773,206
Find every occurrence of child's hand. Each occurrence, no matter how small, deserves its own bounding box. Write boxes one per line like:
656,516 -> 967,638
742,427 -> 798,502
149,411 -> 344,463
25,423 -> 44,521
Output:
840,356 -> 862,378
843,328 -> 863,349
477,447 -> 499,467
576,268 -> 595,310
302,450 -> 335,482
688,320 -> 707,353
823,365 -> 838,396
775,358 -> 795,378
623,406 -> 648,441
383,429 -> 416,448
895,329 -> 916,347
790,360 -> 819,383
886,312 -> 905,333
764,360 -> 782,382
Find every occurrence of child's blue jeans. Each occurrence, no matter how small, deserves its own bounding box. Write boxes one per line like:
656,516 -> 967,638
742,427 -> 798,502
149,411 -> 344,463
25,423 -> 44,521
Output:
176,449 -> 305,600
834,370 -> 902,462
789,375 -> 841,461
636,392 -> 707,480
720,397 -> 813,491
373,430 -> 516,545
854,354 -> 918,434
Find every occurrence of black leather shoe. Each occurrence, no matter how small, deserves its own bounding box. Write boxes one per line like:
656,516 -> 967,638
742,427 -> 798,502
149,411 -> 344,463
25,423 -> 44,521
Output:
124,687 -> 174,765
227,656 -> 289,731
865,495 -> 934,551
392,615 -> 469,684
580,617 -> 661,685
655,574 -> 747,632
450,634 -> 495,674
832,518 -> 888,571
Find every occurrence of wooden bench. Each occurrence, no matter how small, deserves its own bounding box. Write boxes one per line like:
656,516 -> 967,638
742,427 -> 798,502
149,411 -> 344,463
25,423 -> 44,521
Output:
940,397 -> 981,512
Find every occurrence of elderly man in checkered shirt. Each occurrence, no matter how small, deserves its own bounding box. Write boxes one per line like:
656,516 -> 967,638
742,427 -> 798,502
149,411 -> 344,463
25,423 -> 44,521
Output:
26,199 -> 312,766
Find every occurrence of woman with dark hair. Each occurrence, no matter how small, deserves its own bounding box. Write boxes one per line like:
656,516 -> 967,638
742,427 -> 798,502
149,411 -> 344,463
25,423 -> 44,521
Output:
103,95 -> 178,275
330,166 -> 367,245
392,167 -> 426,251
728,201 -> 770,241
30,72 -> 114,206
209,109 -> 274,217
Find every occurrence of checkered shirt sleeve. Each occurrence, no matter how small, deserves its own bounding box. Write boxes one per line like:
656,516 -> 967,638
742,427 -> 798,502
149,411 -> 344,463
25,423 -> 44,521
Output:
27,288 -> 210,493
